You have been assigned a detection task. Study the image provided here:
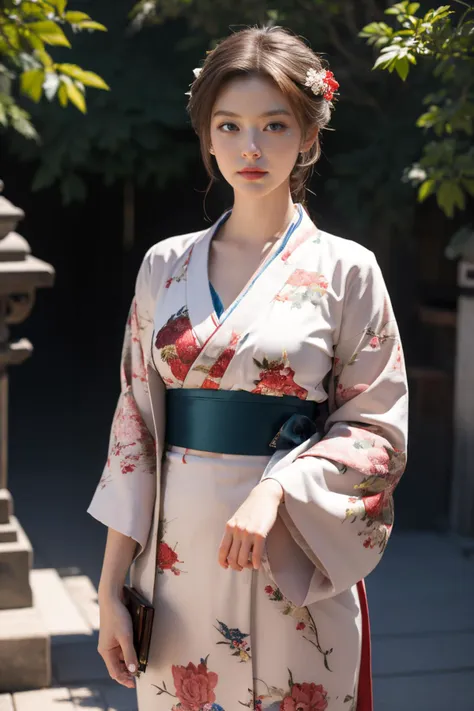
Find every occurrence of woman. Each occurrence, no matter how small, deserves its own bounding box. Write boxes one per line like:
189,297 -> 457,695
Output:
88,26 -> 408,711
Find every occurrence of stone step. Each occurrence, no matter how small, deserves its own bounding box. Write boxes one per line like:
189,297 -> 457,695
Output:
30,569 -> 92,640
0,605 -> 50,692
13,687 -> 75,711
0,695 -> 14,711
0,517 -> 32,610
62,574 -> 100,632
0,490 -> 12,525
30,569 -> 106,686
0,521 -> 17,544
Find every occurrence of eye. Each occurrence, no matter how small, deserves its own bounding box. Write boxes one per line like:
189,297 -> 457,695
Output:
266,122 -> 287,132
218,122 -> 239,132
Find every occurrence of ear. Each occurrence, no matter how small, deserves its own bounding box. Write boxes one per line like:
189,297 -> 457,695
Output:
301,127 -> 319,153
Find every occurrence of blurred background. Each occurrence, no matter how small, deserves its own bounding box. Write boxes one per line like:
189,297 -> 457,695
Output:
1,1 -> 473,709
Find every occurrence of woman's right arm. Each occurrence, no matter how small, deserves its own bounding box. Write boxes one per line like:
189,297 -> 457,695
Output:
88,252 -> 158,686
97,528 -> 139,688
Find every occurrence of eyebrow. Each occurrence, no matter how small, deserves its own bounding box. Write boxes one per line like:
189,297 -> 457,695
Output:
212,108 -> 292,118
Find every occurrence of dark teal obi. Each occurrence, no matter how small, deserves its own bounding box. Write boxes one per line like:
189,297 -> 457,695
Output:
165,388 -> 326,456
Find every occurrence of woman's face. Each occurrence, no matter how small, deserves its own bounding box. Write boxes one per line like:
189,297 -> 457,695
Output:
209,75 -> 315,199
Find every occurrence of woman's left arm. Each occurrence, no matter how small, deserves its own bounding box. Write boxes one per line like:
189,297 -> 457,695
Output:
261,251 -> 408,606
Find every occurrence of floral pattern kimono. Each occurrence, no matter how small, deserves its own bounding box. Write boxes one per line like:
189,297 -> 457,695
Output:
88,204 -> 408,711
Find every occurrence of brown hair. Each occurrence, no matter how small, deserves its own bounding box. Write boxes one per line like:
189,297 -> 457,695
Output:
186,26 -> 334,204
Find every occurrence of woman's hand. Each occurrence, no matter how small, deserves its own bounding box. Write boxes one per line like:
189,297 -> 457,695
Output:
97,593 -> 139,689
218,479 -> 284,572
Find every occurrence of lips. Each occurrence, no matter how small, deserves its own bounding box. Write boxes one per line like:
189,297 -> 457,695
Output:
238,168 -> 268,180
239,168 -> 267,174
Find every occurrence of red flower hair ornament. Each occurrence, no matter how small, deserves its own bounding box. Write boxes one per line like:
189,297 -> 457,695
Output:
304,68 -> 339,102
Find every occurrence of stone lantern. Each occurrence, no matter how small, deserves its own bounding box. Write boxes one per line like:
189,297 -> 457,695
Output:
448,227 -> 474,536
0,182 -> 55,690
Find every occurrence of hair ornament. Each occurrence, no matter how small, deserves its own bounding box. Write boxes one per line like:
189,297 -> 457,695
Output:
193,67 -> 203,79
304,68 -> 339,102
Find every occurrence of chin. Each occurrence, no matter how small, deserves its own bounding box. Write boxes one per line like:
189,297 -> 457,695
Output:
230,179 -> 279,198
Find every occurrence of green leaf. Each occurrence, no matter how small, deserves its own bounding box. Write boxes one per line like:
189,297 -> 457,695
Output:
27,21 -> 71,48
418,179 -> 436,202
51,0 -> 67,14
395,57 -> 410,80
9,104 -> 39,140
65,82 -> 86,113
65,12 -> 92,23
407,3 -> 420,14
76,20 -> 107,32
20,69 -> 45,102
35,49 -> 54,69
57,83 -> 68,107
461,179 -> 474,197
360,22 -> 383,36
437,181 -> 465,218
373,50 -> 400,70
57,64 -> 110,90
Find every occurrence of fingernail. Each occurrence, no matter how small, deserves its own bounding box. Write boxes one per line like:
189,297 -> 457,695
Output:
128,663 -> 137,673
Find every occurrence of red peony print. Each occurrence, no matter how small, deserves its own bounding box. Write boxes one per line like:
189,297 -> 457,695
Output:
157,541 -> 184,575
201,332 -> 240,390
296,622 -> 306,631
168,357 -> 189,382
280,682 -> 328,711
252,356 -> 308,399
155,307 -> 202,383
155,310 -> 191,349
264,585 -> 274,594
172,661 -> 218,711
201,347 -> 236,389
175,327 -> 201,364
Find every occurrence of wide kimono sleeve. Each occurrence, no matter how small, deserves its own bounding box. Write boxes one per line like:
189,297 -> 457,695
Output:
87,253 -> 157,561
262,251 -> 408,607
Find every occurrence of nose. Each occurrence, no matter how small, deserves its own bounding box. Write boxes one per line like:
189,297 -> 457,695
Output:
242,131 -> 261,160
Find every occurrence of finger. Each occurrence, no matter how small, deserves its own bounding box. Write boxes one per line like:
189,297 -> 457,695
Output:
218,528 -> 233,568
99,646 -> 135,688
119,634 -> 140,678
237,535 -> 254,570
227,533 -> 243,571
251,535 -> 265,570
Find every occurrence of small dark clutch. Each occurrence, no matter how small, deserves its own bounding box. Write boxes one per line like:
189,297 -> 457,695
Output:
122,585 -> 155,673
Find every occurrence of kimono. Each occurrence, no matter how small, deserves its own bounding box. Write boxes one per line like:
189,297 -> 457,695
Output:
88,204 -> 408,711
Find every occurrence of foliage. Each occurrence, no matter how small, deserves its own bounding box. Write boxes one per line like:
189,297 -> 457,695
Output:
0,0 -> 109,139
6,1 -> 206,203
360,1 -> 474,221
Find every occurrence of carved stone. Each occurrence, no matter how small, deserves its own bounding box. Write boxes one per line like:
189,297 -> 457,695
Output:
0,185 -> 55,691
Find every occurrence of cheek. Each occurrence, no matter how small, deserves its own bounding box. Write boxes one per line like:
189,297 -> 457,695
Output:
265,134 -> 300,165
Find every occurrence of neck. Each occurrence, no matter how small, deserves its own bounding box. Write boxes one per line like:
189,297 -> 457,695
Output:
220,185 -> 297,247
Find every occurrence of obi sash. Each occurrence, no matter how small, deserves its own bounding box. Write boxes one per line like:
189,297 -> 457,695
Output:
165,388 -> 326,456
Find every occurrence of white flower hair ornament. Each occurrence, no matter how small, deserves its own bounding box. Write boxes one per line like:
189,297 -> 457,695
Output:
304,68 -> 339,102
185,67 -> 203,96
